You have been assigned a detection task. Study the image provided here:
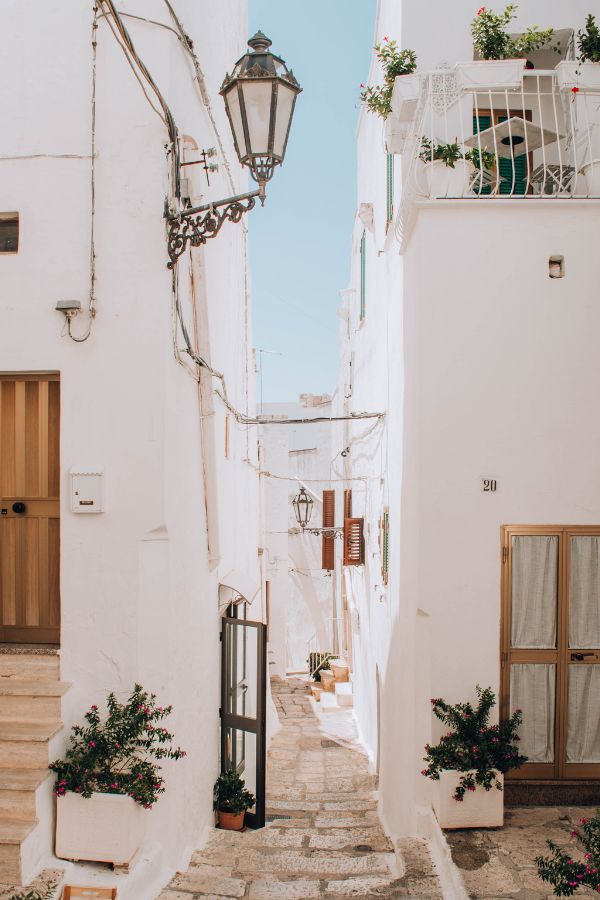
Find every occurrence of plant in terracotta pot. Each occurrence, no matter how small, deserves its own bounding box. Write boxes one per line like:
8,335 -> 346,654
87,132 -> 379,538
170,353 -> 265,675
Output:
213,770 -> 255,831
535,811 -> 600,895
421,686 -> 526,827
360,38 -> 417,119
50,684 -> 186,865
471,4 -> 555,61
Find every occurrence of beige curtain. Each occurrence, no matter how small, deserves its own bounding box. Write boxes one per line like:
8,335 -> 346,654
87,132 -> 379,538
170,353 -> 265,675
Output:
567,665 -> 600,762
569,537 -> 600,649
510,663 -> 555,762
511,536 -> 558,649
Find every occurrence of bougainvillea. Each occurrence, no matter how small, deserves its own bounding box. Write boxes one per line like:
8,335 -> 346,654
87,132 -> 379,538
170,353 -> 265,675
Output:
421,685 -> 527,801
536,814 -> 600,896
50,684 -> 186,809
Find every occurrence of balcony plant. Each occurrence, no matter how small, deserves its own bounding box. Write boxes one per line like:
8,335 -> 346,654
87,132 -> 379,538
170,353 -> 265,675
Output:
421,685 -> 527,828
418,139 -> 476,197
51,684 -> 186,865
457,5 -> 555,90
213,770 -> 256,831
535,812 -> 600,895
557,16 -> 600,95
579,14 -> 600,63
360,38 -> 417,119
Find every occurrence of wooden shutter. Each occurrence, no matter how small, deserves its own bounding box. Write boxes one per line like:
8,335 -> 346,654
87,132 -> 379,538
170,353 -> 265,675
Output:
386,153 -> 394,224
322,489 -> 335,571
380,509 -> 389,585
344,517 -> 365,566
343,489 -> 352,520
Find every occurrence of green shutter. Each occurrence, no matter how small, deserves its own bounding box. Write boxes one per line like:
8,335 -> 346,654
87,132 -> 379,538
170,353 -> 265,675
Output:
360,231 -> 366,321
473,113 -> 528,196
382,510 -> 389,584
386,153 -> 394,223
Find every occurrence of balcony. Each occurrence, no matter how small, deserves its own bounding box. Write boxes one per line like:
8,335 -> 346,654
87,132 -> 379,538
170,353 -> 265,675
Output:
391,61 -> 600,247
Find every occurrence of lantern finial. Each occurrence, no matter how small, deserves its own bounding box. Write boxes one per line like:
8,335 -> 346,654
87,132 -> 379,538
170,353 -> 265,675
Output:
248,31 -> 273,53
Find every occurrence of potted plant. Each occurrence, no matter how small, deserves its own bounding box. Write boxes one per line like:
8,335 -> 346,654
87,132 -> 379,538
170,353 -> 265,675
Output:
535,812 -> 600,895
421,685 -> 527,828
418,140 -> 476,197
213,770 -> 255,831
557,15 -> 600,92
51,684 -> 186,865
456,5 -> 555,90
360,38 -> 417,120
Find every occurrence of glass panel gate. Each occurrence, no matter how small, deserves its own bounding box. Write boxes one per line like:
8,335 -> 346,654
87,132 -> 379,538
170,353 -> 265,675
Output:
220,611 -> 267,828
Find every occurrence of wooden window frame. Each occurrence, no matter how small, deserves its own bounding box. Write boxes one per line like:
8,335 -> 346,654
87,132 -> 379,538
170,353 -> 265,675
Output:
0,212 -> 19,254
501,524 -> 600,782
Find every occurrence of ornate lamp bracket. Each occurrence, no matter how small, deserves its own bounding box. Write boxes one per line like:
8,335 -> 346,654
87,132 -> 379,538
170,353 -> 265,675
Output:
166,185 -> 264,268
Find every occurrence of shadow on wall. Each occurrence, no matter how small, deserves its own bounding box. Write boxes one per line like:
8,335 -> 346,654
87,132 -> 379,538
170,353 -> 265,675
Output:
288,535 -> 330,671
378,606 -> 434,839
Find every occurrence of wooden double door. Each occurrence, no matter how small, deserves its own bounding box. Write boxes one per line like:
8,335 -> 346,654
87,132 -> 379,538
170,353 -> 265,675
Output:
502,525 -> 600,781
0,374 -> 60,644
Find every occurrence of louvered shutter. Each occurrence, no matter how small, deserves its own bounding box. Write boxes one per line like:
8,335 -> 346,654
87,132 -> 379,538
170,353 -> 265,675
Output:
360,231 -> 366,321
381,510 -> 389,585
343,489 -> 353,520
344,517 -> 365,566
322,489 -> 335,571
386,153 -> 394,223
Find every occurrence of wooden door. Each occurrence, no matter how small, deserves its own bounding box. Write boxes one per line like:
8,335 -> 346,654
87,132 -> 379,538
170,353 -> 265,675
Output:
501,526 -> 600,781
0,374 -> 60,644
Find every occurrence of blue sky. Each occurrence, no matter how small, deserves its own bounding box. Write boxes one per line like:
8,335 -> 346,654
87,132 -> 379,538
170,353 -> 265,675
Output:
248,0 -> 375,404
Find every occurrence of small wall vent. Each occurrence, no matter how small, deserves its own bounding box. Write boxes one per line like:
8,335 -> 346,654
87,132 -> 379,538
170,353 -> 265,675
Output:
549,255 -> 565,279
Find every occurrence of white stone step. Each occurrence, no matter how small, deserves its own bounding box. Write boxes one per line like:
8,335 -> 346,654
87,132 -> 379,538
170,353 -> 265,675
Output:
319,692 -> 339,710
0,654 -> 59,682
335,682 -> 353,708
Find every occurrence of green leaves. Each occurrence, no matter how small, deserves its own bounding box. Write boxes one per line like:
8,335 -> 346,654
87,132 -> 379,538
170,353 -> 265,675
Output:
213,770 -> 256,815
360,40 -> 417,119
578,15 -> 600,63
471,5 -> 555,61
536,813 -> 600,895
49,684 -> 186,809
421,685 -> 527,802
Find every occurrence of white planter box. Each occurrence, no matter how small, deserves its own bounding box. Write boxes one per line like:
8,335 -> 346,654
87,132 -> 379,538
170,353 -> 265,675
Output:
556,61 -> 600,92
390,74 -> 422,122
433,770 -> 504,829
455,59 -> 526,91
56,791 -> 146,865
385,118 -> 411,154
420,159 -> 475,198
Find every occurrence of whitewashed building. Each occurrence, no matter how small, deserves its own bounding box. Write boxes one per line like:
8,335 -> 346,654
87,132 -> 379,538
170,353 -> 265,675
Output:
259,395 -> 342,677
0,0 -> 265,895
338,0 -> 600,851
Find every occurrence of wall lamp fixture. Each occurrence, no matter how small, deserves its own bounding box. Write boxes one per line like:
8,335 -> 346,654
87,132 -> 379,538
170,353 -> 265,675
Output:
167,31 -> 301,268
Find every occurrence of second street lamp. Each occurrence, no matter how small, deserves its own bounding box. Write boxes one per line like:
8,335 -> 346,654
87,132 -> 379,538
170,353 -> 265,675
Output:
292,488 -> 314,530
167,31 -> 301,268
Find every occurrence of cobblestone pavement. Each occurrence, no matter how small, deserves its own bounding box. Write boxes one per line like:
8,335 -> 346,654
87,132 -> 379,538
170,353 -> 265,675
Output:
447,805 -> 600,899
159,676 -> 443,899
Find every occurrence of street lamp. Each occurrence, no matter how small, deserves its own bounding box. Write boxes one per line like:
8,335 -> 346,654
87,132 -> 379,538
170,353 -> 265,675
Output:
292,488 -> 314,529
167,31 -> 301,268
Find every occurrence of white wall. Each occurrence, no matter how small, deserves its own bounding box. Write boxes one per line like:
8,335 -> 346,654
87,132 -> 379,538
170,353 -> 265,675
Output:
339,0 -> 600,847
0,0 -> 259,891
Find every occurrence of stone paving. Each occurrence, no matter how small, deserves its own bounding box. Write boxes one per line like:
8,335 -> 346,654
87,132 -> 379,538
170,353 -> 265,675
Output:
447,805 -> 600,899
159,676 -> 443,899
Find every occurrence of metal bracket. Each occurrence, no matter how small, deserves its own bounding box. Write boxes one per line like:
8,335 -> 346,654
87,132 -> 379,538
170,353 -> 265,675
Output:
166,185 -> 264,268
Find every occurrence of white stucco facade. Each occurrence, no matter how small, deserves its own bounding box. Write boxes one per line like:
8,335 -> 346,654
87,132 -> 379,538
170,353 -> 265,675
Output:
0,1 -> 262,894
259,396 -> 339,677
338,0 -> 600,848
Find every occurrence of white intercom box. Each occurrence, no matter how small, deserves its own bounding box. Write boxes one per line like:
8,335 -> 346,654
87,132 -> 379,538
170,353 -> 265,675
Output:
69,468 -> 104,514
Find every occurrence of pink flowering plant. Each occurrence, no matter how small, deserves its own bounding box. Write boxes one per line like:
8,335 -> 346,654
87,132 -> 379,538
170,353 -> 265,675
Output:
535,813 -> 600,896
421,685 -> 527,802
49,684 -> 186,809
360,38 -> 417,119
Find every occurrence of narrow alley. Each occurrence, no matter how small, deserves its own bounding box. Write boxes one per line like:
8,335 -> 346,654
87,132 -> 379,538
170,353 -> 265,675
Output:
160,678 -> 443,899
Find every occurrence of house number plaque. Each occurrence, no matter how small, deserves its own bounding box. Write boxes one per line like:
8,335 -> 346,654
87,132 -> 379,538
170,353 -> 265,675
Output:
482,479 -> 497,493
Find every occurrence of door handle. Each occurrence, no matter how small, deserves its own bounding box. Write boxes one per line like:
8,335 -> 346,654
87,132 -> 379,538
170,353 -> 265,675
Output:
571,652 -> 597,661
11,502 -> 26,515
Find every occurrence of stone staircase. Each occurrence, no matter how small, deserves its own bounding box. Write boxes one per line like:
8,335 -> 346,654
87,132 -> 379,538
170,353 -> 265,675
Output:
0,651 -> 68,885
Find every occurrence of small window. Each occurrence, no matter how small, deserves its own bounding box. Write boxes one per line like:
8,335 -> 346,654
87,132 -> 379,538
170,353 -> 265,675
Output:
0,213 -> 18,253
386,153 -> 394,226
360,231 -> 366,321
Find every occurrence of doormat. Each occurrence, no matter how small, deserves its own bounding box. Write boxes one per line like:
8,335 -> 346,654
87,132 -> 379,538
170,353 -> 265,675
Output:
61,888 -> 117,899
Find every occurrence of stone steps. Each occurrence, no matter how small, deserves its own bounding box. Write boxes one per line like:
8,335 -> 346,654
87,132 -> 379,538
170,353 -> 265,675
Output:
0,652 -> 66,886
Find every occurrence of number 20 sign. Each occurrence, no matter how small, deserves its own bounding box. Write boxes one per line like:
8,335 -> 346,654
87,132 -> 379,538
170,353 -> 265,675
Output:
482,479 -> 497,493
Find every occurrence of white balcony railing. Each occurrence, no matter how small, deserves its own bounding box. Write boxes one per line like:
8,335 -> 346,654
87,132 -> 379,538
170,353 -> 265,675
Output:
392,62 -> 600,249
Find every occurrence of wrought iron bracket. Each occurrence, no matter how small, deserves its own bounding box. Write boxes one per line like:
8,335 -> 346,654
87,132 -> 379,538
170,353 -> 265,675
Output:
166,185 -> 265,268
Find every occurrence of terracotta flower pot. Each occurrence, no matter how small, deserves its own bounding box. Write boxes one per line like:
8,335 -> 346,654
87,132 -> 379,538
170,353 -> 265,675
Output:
218,809 -> 245,831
